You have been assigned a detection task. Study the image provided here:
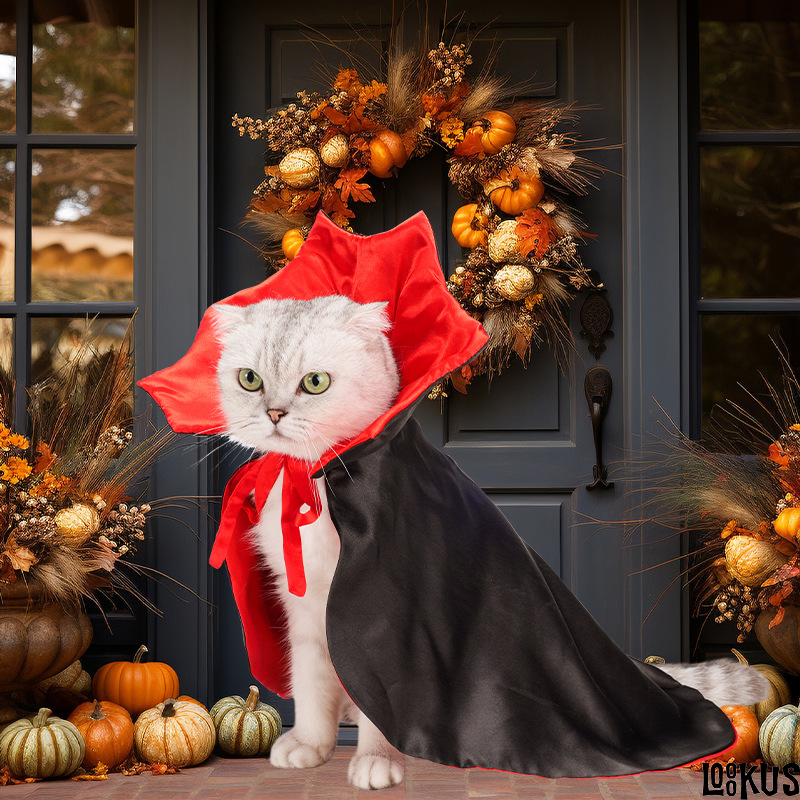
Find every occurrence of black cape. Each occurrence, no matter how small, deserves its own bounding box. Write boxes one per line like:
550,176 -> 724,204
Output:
322,412 -> 735,778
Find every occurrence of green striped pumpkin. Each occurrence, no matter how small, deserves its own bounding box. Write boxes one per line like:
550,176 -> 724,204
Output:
759,704 -> 800,767
0,707 -> 85,778
209,685 -> 282,757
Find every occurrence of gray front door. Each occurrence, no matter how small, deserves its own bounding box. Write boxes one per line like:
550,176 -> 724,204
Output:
212,0 -> 676,722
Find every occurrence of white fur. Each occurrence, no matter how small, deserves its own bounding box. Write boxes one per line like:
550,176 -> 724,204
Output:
653,661 -> 770,707
217,296 -> 404,789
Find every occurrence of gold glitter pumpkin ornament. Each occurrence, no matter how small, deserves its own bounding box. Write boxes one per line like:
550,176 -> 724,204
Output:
278,147 -> 320,189
724,535 -> 788,587
320,133 -> 350,168
488,219 -> 521,263
54,502 -> 100,546
493,264 -> 537,302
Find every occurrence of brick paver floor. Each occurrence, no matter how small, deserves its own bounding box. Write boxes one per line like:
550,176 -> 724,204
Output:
0,747 -> 738,800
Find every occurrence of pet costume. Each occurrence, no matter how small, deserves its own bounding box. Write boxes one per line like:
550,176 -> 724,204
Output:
140,211 -> 735,778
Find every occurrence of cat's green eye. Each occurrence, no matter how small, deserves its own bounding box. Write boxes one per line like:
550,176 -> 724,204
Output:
300,372 -> 331,395
238,368 -> 263,392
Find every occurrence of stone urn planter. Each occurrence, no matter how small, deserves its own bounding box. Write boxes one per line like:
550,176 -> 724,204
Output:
0,580 -> 93,693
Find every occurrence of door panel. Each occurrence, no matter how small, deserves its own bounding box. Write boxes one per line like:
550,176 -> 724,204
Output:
214,0 -> 627,723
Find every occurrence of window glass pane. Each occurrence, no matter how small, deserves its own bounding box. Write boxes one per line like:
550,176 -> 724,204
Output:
699,10 -> 800,130
0,149 -> 13,301
30,316 -> 131,387
31,4 -> 135,134
0,18 -> 15,133
0,317 -> 11,423
701,314 -> 800,444
700,146 -> 800,299
30,149 -> 134,302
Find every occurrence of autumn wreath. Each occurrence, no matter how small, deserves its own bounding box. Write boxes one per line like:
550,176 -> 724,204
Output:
233,36 -> 602,388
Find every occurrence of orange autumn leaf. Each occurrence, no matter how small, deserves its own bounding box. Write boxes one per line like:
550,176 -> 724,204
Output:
34,441 -> 55,474
769,606 -> 786,628
288,190 -> 320,214
358,80 -> 387,105
769,442 -> 790,469
333,68 -> 361,92
449,364 -> 473,395
516,208 -> 556,259
321,188 -> 355,227
249,193 -> 290,214
335,168 -> 375,204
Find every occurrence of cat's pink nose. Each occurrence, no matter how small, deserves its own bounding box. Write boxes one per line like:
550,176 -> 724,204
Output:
267,408 -> 287,424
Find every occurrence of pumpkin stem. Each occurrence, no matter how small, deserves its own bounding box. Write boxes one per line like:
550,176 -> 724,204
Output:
133,644 -> 148,664
731,648 -> 749,666
161,699 -> 177,718
33,708 -> 52,727
90,700 -> 105,721
245,685 -> 260,712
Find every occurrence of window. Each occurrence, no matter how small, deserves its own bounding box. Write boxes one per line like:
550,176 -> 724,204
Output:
0,0 -> 138,426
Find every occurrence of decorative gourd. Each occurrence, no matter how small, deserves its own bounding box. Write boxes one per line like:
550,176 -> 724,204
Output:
134,698 -> 215,767
755,606 -> 800,675
35,659 -> 91,698
485,167 -> 545,215
54,503 -> 100,546
760,704 -> 800,767
451,203 -> 489,249
717,705 -> 760,763
0,707 -> 85,778
279,147 -> 320,189
774,508 -> 800,542
477,110 -> 517,154
209,685 -> 282,757
493,264 -> 536,302
452,124 -> 484,157
92,645 -> 180,718
368,130 -> 407,178
320,133 -> 350,168
724,535 -> 788,587
732,649 -> 791,723
281,228 -> 304,260
488,220 -> 521,263
67,700 -> 133,769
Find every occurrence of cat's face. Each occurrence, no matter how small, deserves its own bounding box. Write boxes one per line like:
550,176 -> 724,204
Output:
214,296 -> 400,461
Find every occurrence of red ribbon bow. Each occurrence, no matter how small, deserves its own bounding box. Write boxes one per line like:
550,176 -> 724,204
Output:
209,454 -> 321,596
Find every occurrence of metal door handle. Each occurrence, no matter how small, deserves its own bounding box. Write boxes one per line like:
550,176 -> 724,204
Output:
585,366 -> 614,490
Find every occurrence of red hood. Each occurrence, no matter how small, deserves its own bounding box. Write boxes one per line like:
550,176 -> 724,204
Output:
138,211 -> 488,469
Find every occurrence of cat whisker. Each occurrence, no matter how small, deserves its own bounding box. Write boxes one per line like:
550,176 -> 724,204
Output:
313,429 -> 354,484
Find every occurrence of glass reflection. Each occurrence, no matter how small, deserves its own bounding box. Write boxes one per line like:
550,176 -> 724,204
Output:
702,315 -> 800,445
30,317 -> 131,387
0,20 -> 15,133
700,146 -> 800,299
32,4 -> 135,134
31,149 -> 134,303
0,149 -> 13,301
699,14 -> 800,130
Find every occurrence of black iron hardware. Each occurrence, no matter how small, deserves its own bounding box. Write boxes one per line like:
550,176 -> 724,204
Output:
580,281 -> 614,359
585,366 -> 614,490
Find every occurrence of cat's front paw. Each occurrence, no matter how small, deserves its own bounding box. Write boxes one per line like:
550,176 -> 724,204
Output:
270,730 -> 335,769
348,752 -> 405,790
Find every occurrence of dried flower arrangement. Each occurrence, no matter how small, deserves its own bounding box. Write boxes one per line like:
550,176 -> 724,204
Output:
0,331 -> 175,610
656,350 -> 800,662
232,31 -> 601,388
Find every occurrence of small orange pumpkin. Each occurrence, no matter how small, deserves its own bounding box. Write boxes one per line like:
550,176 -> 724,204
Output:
452,124 -> 485,157
485,167 -> 545,215
176,695 -> 208,710
774,508 -> 800,542
67,700 -> 134,769
451,203 -> 489,249
92,645 -> 180,718
478,110 -> 516,154
281,228 -> 304,260
716,705 -> 760,763
368,129 -> 407,178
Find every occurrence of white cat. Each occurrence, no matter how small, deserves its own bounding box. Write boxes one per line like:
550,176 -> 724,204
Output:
213,295 -> 768,790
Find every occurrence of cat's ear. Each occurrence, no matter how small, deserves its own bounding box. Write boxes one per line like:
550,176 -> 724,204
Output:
346,301 -> 392,336
211,303 -> 247,338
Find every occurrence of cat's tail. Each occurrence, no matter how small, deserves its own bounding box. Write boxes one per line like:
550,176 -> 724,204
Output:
650,660 -> 770,707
